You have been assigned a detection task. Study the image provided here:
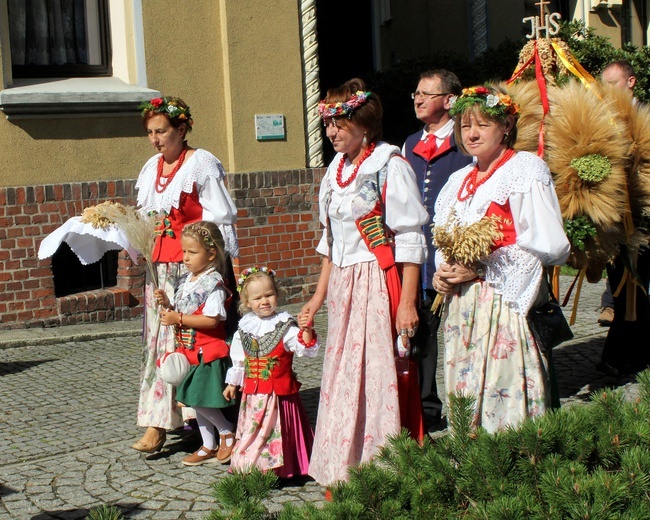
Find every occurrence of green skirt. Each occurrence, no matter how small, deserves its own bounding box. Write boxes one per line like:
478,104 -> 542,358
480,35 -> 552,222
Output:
176,355 -> 234,409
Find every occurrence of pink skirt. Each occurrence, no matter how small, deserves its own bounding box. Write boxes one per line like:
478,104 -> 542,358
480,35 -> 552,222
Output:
308,261 -> 401,486
230,392 -> 313,478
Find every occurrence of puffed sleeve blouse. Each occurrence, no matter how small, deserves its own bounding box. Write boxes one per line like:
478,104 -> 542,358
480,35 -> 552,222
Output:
136,148 -> 239,257
315,141 -> 428,267
434,151 -> 570,314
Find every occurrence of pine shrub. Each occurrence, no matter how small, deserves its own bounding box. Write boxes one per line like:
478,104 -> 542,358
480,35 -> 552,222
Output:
208,370 -> 650,519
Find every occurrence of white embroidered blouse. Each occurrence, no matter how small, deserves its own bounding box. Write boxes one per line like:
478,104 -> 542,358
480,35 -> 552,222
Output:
434,151 -> 570,314
135,148 -> 239,257
315,141 -> 429,266
225,311 -> 320,387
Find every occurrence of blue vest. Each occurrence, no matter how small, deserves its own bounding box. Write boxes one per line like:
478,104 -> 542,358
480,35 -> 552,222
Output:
404,129 -> 473,291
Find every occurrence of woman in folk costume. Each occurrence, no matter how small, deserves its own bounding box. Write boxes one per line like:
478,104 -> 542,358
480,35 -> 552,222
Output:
301,78 -> 429,487
132,97 -> 239,453
432,85 -> 570,433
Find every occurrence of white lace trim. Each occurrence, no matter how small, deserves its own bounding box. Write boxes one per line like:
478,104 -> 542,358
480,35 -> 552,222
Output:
435,151 -> 551,226
237,311 -> 294,336
394,231 -> 428,264
225,366 -> 245,386
135,149 -> 226,212
329,141 -> 401,190
483,244 -> 543,315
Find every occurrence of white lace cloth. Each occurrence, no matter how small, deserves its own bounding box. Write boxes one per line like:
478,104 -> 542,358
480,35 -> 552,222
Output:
136,148 -> 239,257
315,141 -> 428,266
433,151 -> 570,314
37,217 -> 140,265
225,311 -> 320,386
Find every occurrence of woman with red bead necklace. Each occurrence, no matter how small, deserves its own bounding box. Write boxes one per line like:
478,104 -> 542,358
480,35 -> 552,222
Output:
301,78 -> 429,487
131,97 -> 239,453
432,85 -> 570,433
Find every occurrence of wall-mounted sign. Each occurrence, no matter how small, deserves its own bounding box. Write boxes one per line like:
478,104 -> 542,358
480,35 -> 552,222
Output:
255,114 -> 285,140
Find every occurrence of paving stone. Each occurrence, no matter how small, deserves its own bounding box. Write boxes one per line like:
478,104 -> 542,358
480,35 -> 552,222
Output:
0,281 -> 645,518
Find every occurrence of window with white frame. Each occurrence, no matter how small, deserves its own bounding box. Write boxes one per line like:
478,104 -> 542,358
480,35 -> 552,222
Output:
8,0 -> 112,78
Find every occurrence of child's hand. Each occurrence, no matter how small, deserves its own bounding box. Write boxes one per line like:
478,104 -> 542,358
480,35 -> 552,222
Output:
159,309 -> 180,327
153,289 -> 170,308
297,313 -> 313,331
223,384 -> 238,401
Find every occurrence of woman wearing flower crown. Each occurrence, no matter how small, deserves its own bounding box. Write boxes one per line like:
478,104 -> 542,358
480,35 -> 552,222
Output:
432,84 -> 570,433
131,96 -> 239,453
301,78 -> 429,487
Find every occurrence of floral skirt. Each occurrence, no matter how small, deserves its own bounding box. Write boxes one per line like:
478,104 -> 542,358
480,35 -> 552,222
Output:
308,261 -> 401,486
136,262 -> 186,430
230,392 -> 313,478
442,280 -> 550,433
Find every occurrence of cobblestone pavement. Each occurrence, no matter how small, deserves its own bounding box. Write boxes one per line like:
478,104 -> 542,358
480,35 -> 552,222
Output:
0,277 -> 638,519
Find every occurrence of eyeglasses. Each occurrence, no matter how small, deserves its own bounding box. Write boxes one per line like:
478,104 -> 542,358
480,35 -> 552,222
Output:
411,91 -> 450,100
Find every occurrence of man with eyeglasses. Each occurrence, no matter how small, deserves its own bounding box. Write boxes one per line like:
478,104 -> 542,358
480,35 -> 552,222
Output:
403,69 -> 472,432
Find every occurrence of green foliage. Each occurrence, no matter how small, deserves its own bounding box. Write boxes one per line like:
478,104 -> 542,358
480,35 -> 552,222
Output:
207,468 -> 279,520
364,19 -> 650,150
559,20 -> 650,103
207,371 -> 650,519
564,216 -> 598,251
85,505 -> 123,520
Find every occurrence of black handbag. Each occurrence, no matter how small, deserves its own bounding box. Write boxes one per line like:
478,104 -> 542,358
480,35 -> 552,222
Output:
526,279 -> 574,352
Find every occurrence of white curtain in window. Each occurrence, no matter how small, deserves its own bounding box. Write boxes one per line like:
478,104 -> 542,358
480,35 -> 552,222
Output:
8,0 -> 88,66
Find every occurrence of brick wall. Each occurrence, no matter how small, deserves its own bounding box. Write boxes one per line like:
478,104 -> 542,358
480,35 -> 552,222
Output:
0,168 -> 325,330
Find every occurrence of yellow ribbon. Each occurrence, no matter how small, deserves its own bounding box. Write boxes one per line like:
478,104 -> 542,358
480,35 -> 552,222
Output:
550,42 -> 596,88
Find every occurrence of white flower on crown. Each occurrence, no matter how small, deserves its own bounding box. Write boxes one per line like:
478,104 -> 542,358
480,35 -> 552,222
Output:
485,95 -> 499,108
167,105 -> 180,116
448,95 -> 458,108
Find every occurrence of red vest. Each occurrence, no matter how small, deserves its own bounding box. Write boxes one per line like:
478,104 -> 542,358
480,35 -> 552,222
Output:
242,340 -> 301,396
486,200 -> 517,250
152,189 -> 203,263
175,302 -> 230,365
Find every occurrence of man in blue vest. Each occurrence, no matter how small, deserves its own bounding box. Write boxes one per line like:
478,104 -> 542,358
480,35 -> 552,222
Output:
403,69 -> 472,431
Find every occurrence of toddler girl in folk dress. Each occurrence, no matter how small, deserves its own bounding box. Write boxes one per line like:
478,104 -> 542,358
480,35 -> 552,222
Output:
223,266 -> 319,477
154,221 -> 236,466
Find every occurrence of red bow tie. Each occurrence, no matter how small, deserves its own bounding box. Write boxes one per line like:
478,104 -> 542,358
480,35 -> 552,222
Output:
412,134 -> 438,162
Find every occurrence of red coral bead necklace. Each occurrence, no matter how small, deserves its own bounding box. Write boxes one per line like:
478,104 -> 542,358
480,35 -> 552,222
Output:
457,148 -> 516,202
336,142 -> 376,188
155,144 -> 188,193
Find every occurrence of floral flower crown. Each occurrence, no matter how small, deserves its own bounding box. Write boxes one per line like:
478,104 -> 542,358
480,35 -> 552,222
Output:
184,223 -> 220,251
237,265 -> 276,292
139,97 -> 194,126
318,90 -> 372,119
449,86 -> 520,120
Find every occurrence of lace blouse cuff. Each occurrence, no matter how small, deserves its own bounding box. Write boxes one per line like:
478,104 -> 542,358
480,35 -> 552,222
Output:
219,224 -> 240,258
394,231 -> 427,264
225,366 -> 244,386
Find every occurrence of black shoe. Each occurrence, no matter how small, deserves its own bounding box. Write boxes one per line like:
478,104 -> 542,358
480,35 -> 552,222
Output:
596,361 -> 620,378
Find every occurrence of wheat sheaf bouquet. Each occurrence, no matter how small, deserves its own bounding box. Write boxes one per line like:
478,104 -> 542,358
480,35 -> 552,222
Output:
80,201 -> 160,287
431,213 -> 505,313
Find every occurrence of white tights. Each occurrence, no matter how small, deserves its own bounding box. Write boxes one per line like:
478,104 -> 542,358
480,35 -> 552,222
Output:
194,406 -> 234,453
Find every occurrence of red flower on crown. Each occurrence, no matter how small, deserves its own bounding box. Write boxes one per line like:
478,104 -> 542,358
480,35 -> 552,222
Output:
151,98 -> 164,107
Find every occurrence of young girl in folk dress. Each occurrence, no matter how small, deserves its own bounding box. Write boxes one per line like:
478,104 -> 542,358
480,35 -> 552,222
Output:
154,221 -> 236,466
223,267 -> 319,477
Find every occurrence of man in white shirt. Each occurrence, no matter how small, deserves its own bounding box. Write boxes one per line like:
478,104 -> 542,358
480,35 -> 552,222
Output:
403,70 -> 472,431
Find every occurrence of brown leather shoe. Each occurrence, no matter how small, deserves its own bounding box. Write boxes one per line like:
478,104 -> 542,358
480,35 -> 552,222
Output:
598,307 -> 614,326
217,433 -> 235,464
182,446 -> 219,466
